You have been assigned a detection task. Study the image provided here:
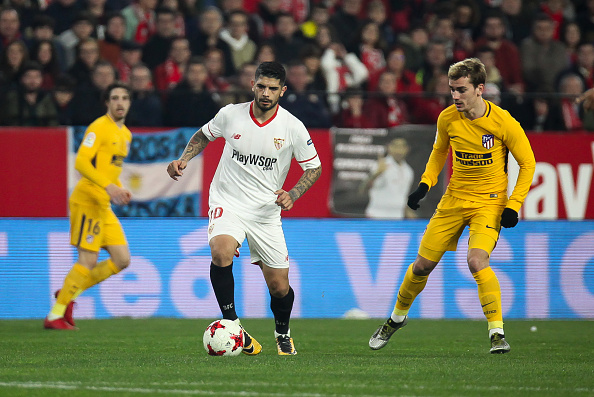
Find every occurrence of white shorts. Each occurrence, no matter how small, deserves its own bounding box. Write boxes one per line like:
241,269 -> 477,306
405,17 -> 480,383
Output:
207,205 -> 290,269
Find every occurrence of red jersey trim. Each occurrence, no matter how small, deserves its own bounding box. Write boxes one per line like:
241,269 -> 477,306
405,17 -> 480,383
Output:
206,123 -> 215,138
297,154 -> 318,163
250,101 -> 279,127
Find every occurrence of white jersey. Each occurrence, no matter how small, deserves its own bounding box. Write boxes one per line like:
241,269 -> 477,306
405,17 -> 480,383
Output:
365,156 -> 414,219
202,102 -> 321,222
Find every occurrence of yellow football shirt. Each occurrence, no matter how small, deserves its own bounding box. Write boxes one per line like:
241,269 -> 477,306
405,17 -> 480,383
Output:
420,100 -> 536,212
70,115 -> 132,206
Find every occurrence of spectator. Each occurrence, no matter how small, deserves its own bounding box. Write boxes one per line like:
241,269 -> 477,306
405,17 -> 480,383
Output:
501,0 -> 535,45
300,44 -> 326,92
0,61 -> 58,126
416,72 -> 451,125
154,36 -> 190,92
116,39 -> 143,83
190,6 -> 235,76
127,63 -> 163,126
334,87 -> 371,128
526,98 -> 565,132
157,0 -> 186,37
164,57 -> 219,126
141,7 -> 178,70
99,13 -> 127,66
220,10 -> 257,72
557,42 -> 594,91
253,0 -> 284,41
52,73 -> 76,125
68,37 -> 100,86
453,0 -> 481,41
268,12 -> 305,65
70,60 -> 116,125
57,11 -> 97,69
254,42 -> 276,63
560,21 -> 582,66
366,0 -> 395,47
414,38 -> 449,90
429,14 -> 470,63
44,0 -> 85,35
475,46 -> 503,91
228,61 -> 256,103
314,23 -> 336,53
521,13 -> 567,93
121,0 -> 157,44
557,73 -> 586,131
6,0 -> 39,32
280,61 -> 332,128
329,0 -> 363,47
219,0 -> 259,43
27,15 -> 68,73
539,0 -> 574,40
86,0 -> 116,30
300,3 -> 330,41
0,8 -> 20,52
204,47 -> 232,104
396,23 -> 428,72
353,20 -> 387,79
474,11 -> 524,96
363,70 -> 408,128
320,41 -> 368,114
0,39 -> 29,92
31,39 -> 61,90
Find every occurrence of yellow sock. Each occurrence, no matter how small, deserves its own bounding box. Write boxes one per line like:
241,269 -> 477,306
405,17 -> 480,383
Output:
393,264 -> 429,316
50,263 -> 91,317
473,267 -> 504,330
72,259 -> 121,300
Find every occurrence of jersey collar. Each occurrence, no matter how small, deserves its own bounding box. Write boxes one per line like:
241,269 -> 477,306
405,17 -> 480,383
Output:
250,101 -> 279,127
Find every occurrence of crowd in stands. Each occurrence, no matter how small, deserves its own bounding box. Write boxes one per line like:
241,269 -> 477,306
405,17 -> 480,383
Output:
0,0 -> 593,131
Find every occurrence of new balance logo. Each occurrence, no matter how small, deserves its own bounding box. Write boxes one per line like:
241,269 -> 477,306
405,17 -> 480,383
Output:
232,134 -> 241,139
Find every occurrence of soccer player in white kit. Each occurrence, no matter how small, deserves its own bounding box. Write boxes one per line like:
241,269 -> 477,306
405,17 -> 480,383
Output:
167,62 -> 322,355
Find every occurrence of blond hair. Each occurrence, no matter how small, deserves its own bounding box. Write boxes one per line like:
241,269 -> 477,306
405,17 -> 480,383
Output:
448,58 -> 486,88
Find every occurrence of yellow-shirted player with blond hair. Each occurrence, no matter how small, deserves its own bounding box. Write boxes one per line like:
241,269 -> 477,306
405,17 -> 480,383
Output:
44,82 -> 133,330
369,58 -> 536,353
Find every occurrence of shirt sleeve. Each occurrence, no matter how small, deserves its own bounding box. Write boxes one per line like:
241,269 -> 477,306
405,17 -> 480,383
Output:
293,122 -> 321,170
75,126 -> 112,188
420,115 -> 450,189
503,118 -> 536,212
202,105 -> 228,141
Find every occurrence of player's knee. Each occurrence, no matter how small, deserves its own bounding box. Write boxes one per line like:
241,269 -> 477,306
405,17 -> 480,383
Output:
210,247 -> 234,267
267,280 -> 289,298
467,256 -> 488,273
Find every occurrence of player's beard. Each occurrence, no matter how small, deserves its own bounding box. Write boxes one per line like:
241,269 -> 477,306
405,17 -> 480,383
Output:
254,95 -> 278,112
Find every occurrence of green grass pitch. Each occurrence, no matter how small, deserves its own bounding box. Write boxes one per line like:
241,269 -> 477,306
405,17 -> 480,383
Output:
0,318 -> 592,396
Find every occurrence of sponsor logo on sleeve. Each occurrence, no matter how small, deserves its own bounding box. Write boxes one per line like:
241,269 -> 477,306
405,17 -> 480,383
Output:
83,132 -> 96,147
307,139 -> 313,145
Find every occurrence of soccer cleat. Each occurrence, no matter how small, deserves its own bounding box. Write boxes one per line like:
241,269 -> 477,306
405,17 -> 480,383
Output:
44,317 -> 77,330
275,332 -> 297,355
242,328 -> 262,355
55,290 -> 76,327
369,316 -> 408,350
490,333 -> 511,354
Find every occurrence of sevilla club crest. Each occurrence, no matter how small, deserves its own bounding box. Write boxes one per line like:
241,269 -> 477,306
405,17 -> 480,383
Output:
274,138 -> 285,150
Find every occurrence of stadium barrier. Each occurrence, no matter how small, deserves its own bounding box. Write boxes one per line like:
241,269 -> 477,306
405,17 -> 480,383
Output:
0,218 -> 592,319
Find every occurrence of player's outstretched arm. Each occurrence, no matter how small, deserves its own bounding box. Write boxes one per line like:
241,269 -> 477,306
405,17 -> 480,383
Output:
275,165 -> 322,211
167,129 -> 210,181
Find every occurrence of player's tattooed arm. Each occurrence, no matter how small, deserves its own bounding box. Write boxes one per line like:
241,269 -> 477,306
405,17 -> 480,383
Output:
179,129 -> 210,162
288,165 -> 322,203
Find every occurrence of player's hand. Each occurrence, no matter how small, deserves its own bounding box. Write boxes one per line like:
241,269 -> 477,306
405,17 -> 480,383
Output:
106,184 -> 132,205
275,189 -> 294,211
375,155 -> 387,175
576,88 -> 594,111
407,183 -> 429,210
167,159 -> 187,181
500,208 -> 519,228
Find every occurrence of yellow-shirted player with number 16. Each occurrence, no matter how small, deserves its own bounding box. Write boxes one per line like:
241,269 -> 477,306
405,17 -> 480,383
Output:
369,58 -> 536,353
44,82 -> 133,330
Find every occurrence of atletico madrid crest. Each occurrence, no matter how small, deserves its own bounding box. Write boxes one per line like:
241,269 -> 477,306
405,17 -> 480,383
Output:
274,138 -> 285,150
482,134 -> 494,149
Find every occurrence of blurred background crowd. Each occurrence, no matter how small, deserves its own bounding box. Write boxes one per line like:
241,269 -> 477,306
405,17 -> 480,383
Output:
1,0 -> 594,131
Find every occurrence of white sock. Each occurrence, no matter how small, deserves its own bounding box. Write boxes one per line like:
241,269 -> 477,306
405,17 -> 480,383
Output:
390,314 -> 406,323
46,313 -> 61,321
274,329 -> 290,338
489,327 -> 504,338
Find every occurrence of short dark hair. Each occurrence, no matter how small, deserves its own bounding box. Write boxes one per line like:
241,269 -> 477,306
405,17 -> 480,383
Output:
102,81 -> 131,103
20,61 -> 43,75
255,61 -> 286,86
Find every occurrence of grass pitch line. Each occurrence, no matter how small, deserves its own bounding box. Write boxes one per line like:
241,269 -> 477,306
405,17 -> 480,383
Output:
0,381 -> 406,397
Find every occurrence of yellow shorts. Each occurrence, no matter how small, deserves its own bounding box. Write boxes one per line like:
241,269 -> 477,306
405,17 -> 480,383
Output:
69,202 -> 127,252
419,194 -> 503,261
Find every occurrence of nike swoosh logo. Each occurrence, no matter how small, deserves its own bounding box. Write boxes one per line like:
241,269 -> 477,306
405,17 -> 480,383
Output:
486,225 -> 498,230
481,301 -> 495,307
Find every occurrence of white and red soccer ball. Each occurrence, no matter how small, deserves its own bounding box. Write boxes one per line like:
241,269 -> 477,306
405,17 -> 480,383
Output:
203,319 -> 244,356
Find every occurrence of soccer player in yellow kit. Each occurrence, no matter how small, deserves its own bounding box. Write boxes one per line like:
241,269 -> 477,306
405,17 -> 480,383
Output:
44,82 -> 133,330
369,58 -> 536,353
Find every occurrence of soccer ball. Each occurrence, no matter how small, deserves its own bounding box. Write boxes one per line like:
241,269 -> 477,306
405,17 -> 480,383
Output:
203,319 -> 244,356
